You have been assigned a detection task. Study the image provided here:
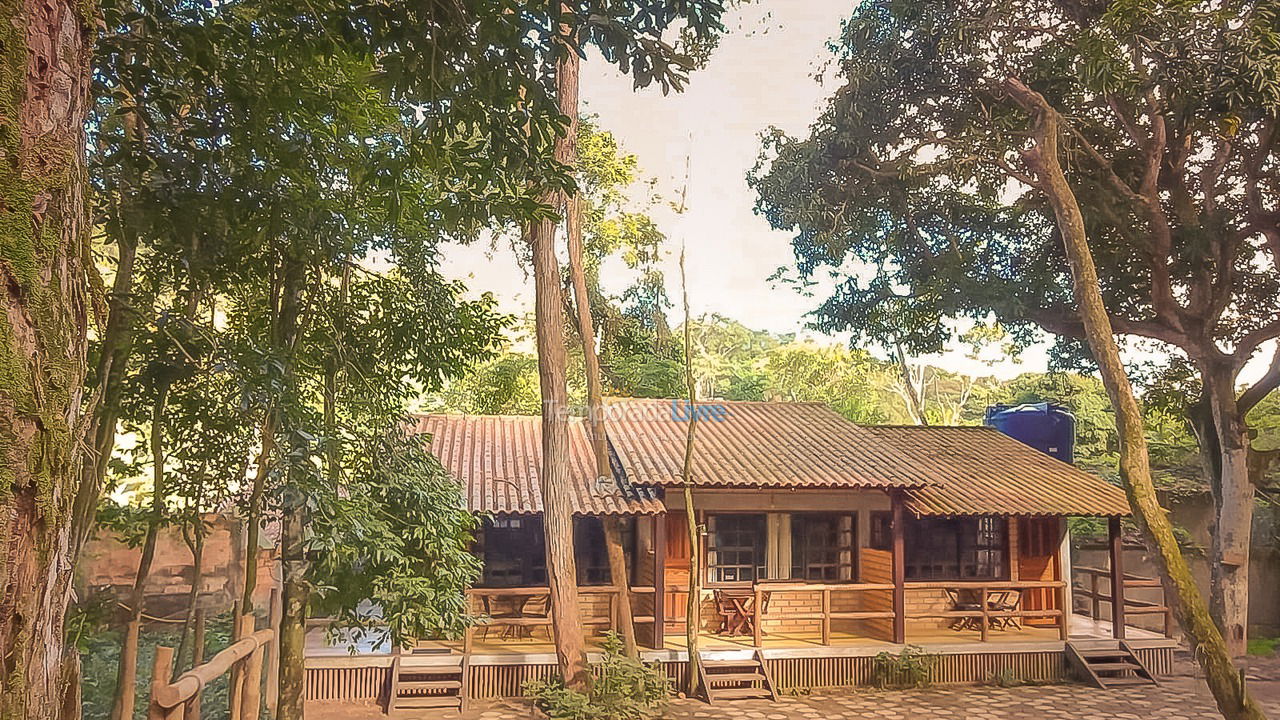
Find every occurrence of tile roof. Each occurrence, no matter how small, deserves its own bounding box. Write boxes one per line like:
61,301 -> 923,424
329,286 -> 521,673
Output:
864,425 -> 1131,517
602,398 -> 929,489
414,402 -> 1132,519
409,414 -> 664,516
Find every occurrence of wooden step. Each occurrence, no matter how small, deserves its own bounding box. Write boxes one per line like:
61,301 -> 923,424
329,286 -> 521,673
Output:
705,672 -> 766,684
712,687 -> 774,700
702,658 -> 760,669
1078,648 -> 1129,658
1064,640 -> 1157,689
397,680 -> 463,691
391,695 -> 463,710
1102,676 -> 1157,688
1089,662 -> 1139,673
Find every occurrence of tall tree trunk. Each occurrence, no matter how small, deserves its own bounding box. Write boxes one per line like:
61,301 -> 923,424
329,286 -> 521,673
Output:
559,60 -> 638,655
530,210 -> 590,687
72,231 -> 138,559
0,0 -> 96,716
110,385 -> 169,720
677,247 -> 705,698
523,20 -> 590,690
1202,366 -> 1254,657
176,492 -> 207,674
1004,76 -> 1266,720
241,413 -> 277,610
275,257 -> 308,720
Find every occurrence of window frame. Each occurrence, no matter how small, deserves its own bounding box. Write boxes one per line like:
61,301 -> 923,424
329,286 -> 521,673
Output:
902,515 -> 1009,582
789,512 -> 857,582
706,513 -> 767,585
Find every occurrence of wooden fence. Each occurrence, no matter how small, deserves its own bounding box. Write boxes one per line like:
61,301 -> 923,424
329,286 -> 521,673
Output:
1074,566 -> 1172,637
147,612 -> 275,720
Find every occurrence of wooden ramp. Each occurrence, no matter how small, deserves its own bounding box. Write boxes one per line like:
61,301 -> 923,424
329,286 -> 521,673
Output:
702,650 -> 778,703
387,651 -> 469,713
1065,640 -> 1158,689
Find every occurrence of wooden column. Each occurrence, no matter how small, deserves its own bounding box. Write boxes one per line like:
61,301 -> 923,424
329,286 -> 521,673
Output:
1108,516 -> 1126,640
891,492 -> 906,644
652,513 -> 666,650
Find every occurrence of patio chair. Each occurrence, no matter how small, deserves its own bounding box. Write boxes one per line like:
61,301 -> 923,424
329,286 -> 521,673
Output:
519,593 -> 551,640
989,590 -> 1022,630
945,588 -> 982,631
477,594 -> 523,641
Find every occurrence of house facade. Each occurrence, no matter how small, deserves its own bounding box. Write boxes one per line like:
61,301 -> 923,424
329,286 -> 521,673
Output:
306,399 -> 1175,705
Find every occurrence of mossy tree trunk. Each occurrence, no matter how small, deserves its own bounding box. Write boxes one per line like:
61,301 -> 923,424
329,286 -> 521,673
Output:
0,0 -> 97,716
1003,76 -> 1266,720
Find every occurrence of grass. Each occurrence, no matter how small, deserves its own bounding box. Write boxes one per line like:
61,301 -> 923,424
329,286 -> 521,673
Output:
1247,636 -> 1279,657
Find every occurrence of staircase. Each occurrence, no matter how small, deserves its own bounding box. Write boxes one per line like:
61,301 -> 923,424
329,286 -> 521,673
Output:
701,650 -> 778,703
386,650 -> 469,713
1065,640 -> 1158,689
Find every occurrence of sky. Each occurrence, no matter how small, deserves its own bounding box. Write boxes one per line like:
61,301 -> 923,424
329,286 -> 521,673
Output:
436,1 -> 1270,383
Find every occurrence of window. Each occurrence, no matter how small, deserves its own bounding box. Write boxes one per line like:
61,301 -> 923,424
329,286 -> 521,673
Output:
574,516 -> 633,586
707,514 -> 766,584
903,516 -> 1007,580
479,516 -> 629,587
480,516 -> 546,587
869,511 -> 892,551
790,513 -> 855,581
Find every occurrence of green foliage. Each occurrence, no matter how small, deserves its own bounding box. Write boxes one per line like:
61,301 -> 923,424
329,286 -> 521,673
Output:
524,633 -> 669,720
871,645 -> 937,689
309,426 -> 482,647
750,0 -> 1280,492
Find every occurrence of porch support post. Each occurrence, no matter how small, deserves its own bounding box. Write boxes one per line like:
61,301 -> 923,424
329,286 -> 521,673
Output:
1108,516 -> 1125,640
891,491 -> 906,644
1057,516 -> 1071,641
652,513 -> 666,650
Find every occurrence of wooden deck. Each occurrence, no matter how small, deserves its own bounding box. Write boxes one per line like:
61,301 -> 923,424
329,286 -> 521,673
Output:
307,613 -> 1170,666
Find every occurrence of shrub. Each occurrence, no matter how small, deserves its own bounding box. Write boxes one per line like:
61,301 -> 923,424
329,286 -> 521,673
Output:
524,632 -> 669,720
870,645 -> 937,689
986,667 -> 1021,688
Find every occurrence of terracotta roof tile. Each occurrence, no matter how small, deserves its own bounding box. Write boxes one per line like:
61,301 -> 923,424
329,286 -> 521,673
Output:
865,425 -> 1131,517
410,414 -> 664,516
603,398 -> 928,489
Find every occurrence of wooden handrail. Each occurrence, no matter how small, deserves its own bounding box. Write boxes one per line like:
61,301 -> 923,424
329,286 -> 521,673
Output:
465,585 -> 656,596
149,614 -> 274,720
904,580 -> 1065,590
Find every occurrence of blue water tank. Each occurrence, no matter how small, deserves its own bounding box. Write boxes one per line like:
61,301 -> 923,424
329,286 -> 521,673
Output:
984,403 -> 1076,464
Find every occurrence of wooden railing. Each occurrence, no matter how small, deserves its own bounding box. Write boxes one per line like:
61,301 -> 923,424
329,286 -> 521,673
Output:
903,580 -> 1069,642
749,582 -> 895,647
148,613 -> 274,720
463,586 -> 657,650
1074,566 -> 1172,637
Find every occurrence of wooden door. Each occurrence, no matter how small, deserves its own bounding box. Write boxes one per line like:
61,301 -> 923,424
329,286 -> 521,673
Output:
662,511 -> 692,632
1017,517 -> 1063,625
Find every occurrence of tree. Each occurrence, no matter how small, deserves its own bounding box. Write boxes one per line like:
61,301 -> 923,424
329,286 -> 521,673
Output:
752,0 -> 1280,656
1003,73 -> 1266,720
0,0 -> 98,717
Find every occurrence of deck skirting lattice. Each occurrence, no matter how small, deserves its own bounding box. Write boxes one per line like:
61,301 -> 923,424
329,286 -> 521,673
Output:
303,646 -> 1175,701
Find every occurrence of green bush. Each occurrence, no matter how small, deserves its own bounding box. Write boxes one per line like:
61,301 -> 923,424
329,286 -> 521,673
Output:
524,632 -> 669,720
870,645 -> 937,689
